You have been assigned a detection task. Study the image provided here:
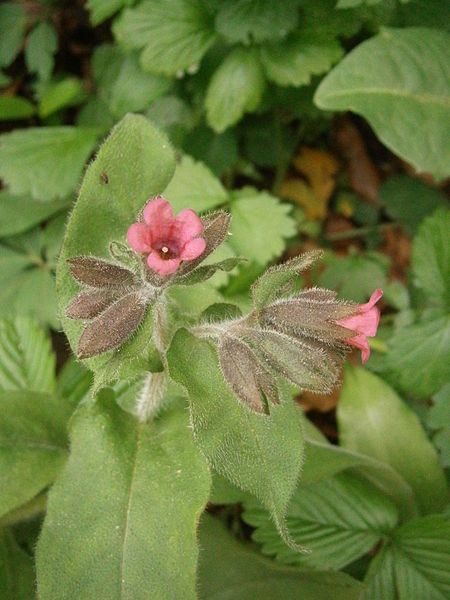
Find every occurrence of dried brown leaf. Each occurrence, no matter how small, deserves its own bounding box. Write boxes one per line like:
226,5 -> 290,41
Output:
77,291 -> 146,359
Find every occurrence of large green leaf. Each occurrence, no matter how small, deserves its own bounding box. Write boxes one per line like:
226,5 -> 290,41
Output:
36,395 -> 211,600
198,514 -> 364,600
229,190 -> 296,265
261,34 -> 343,87
363,515 -> 450,600
337,367 -> 447,514
167,329 -> 304,549
243,471 -> 398,569
206,47 -> 266,133
384,315 -> 450,399
163,155 -> 228,213
57,114 -> 176,387
315,28 -> 450,180
412,207 -> 450,309
0,529 -> 35,600
114,0 -> 216,76
0,127 -> 99,201
0,190 -> 69,238
0,391 -> 69,519
0,317 -> 56,393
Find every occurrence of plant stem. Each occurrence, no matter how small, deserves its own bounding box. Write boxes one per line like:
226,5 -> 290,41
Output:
324,222 -> 394,242
135,371 -> 167,423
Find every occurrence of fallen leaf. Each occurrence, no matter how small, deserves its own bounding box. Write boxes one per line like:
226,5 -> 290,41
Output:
280,178 -> 325,219
293,146 -> 340,205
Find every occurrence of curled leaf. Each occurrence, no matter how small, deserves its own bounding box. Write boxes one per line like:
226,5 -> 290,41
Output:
218,336 -> 279,414
179,212 -> 231,275
67,256 -> 137,288
77,292 -> 146,359
65,289 -> 120,320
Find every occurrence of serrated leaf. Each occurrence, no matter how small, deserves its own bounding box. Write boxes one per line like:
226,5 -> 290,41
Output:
243,471 -> 398,569
0,126 -> 99,201
198,514 -> 365,600
338,366 -> 447,514
168,329 -> 304,550
363,515 -> 450,600
214,0 -> 299,44
412,207 -> 450,309
163,155 -> 228,213
0,96 -> 35,120
25,21 -> 58,81
0,190 -> 69,238
57,114 -> 176,386
0,317 -> 56,393
0,390 -> 69,519
0,530 -> 35,600
229,190 -> 296,265
38,77 -> 85,118
0,3 -> 26,68
36,395 -> 211,600
206,47 -> 266,133
87,0 -> 133,26
315,28 -> 450,180
261,34 -> 343,87
384,315 -> 450,399
114,0 -> 216,76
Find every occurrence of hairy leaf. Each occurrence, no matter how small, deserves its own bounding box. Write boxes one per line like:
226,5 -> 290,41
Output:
67,256 -> 137,288
65,289 -> 120,320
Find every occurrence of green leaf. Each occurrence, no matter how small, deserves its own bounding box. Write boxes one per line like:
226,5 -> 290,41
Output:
25,21 -> 58,81
317,251 -> 388,303
108,52 -> 171,119
428,385 -> 450,467
0,96 -> 35,120
36,394 -> 211,600
399,0 -> 450,32
0,390 -> 69,519
412,208 -> 450,309
261,34 -> 343,87
56,358 -> 92,408
243,471 -> 398,569
183,124 -> 238,176
315,28 -> 450,180
229,190 -> 296,265
0,3 -> 26,68
0,317 -> 56,393
214,0 -> 299,44
299,0 -> 362,38
57,114 -> 175,387
206,47 -> 266,133
163,155 -> 228,213
168,329 -> 304,549
38,77 -> 85,118
87,0 -> 133,25
337,0 -> 383,6
380,175 -> 447,235
0,190 -> 69,238
114,0 -> 216,76
337,366 -> 447,515
0,529 -> 35,600
198,514 -> 365,600
385,315 -> 450,399
363,515 -> 450,600
0,126 -> 99,201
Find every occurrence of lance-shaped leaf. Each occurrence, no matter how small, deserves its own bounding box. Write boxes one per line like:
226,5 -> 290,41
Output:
77,291 -> 146,359
168,328 -> 305,551
252,250 -> 324,310
36,394 -> 211,600
260,295 -> 354,343
175,257 -> 244,286
246,329 -> 344,394
57,114 -> 175,386
65,289 -> 120,320
178,211 -> 231,276
67,256 -> 137,288
218,336 -> 279,413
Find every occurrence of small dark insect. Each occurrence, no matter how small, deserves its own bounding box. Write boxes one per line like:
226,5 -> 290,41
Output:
100,171 -> 109,184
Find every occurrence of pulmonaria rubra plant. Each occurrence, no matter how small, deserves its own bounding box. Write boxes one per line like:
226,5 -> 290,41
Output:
65,195 -> 382,411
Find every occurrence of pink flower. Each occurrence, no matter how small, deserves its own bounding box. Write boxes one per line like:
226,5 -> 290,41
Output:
335,289 -> 383,364
127,197 -> 206,276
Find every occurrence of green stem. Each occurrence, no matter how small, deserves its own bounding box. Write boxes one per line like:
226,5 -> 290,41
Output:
324,222 -> 394,242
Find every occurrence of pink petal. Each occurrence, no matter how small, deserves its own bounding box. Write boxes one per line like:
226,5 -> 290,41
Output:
175,209 -> 204,242
337,307 -> 380,338
127,223 -> 152,253
345,334 -> 371,364
143,196 -> 174,224
360,288 -> 383,312
147,252 -> 181,276
180,237 -> 206,261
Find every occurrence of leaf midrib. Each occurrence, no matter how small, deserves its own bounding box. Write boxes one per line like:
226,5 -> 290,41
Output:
319,87 -> 450,108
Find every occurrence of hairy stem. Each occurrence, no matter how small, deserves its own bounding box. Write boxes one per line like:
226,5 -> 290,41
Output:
135,371 -> 167,423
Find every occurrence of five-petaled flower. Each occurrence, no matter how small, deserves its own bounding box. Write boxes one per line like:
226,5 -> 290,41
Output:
335,288 -> 383,364
127,197 -> 206,276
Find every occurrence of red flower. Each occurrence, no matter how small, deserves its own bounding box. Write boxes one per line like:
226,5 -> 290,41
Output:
127,197 -> 206,276
335,289 -> 383,364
